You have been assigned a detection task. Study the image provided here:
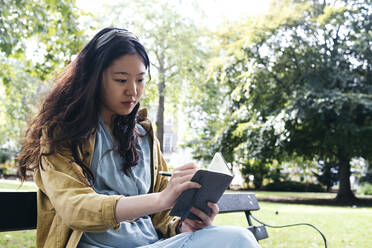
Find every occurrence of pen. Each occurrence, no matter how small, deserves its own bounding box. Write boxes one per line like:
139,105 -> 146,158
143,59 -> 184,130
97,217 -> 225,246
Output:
158,171 -> 172,177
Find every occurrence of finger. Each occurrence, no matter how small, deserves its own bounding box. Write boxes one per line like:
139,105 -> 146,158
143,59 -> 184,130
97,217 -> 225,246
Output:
170,172 -> 198,185
207,202 -> 219,220
174,162 -> 198,171
183,218 -> 205,230
177,181 -> 201,193
190,207 -> 212,226
208,202 -> 219,215
182,219 -> 198,230
181,220 -> 196,232
171,168 -> 197,178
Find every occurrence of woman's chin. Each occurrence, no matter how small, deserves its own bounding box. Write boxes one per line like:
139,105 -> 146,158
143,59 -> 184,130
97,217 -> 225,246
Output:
117,107 -> 136,116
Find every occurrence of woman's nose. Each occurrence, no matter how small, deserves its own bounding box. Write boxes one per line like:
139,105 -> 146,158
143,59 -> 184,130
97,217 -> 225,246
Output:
125,80 -> 137,96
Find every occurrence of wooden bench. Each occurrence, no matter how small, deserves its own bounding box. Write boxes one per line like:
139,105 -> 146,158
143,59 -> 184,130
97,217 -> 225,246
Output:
217,193 -> 268,241
0,191 -> 37,232
0,191 -> 268,241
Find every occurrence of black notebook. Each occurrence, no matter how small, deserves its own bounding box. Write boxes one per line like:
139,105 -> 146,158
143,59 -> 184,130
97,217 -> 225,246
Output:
169,153 -> 233,221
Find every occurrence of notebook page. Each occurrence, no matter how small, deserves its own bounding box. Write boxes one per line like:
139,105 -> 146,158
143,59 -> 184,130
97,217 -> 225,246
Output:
208,152 -> 232,176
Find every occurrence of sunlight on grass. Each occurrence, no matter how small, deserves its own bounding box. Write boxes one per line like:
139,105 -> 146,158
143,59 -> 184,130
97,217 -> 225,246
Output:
228,190 -> 372,199
0,181 -> 37,191
0,230 -> 36,248
214,202 -> 372,248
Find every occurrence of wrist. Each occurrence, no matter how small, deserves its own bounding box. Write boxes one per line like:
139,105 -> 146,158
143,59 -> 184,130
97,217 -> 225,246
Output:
156,192 -> 171,211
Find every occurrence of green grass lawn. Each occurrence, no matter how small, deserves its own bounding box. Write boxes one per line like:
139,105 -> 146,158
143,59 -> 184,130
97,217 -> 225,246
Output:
215,202 -> 372,248
0,230 -> 36,248
0,181 -> 37,191
1,181 -> 371,247
235,190 -> 372,200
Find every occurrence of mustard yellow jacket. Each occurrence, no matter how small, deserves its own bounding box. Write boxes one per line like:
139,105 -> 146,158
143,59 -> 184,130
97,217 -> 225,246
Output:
33,109 -> 180,248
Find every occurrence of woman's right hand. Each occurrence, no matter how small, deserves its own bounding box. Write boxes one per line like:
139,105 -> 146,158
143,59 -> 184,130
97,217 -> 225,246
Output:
114,163 -> 200,222
159,162 -> 201,209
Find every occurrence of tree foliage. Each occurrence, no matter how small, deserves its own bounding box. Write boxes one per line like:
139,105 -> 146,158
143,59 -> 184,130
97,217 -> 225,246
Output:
314,160 -> 338,191
1,0 -> 84,80
0,0 -> 85,152
195,0 -> 372,202
0,60 -> 41,151
360,161 -> 372,183
94,0 -> 208,150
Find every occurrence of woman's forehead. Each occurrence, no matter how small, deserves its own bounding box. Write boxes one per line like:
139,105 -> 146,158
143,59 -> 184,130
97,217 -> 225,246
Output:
109,54 -> 146,74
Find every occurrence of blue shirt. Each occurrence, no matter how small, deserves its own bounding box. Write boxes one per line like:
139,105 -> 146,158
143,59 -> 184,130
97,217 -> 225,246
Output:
78,116 -> 159,248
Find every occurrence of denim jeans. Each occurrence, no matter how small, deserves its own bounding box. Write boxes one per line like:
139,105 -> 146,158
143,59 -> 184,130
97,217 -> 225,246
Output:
139,226 -> 261,248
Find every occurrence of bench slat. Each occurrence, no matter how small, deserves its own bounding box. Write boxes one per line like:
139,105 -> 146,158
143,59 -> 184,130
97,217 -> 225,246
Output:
217,193 -> 268,241
0,191 -> 268,242
218,193 -> 259,213
0,191 -> 37,232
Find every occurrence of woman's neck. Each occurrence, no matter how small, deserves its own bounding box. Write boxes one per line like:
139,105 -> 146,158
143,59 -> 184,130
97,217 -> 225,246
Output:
100,109 -> 113,129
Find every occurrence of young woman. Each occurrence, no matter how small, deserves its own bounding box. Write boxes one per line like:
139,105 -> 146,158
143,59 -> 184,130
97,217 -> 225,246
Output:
18,27 -> 260,248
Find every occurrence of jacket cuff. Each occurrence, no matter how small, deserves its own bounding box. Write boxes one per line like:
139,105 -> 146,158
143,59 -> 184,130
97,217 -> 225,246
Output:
102,195 -> 123,230
170,216 -> 181,236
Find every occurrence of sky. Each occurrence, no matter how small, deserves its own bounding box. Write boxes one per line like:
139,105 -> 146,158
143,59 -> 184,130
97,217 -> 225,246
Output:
76,0 -> 272,30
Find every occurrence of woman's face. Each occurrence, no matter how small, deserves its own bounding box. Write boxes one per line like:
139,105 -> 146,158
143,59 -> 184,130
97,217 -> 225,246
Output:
100,53 -> 146,125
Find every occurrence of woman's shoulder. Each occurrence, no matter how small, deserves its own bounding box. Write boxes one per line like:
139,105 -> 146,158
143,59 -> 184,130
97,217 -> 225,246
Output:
137,108 -> 152,131
137,108 -> 149,122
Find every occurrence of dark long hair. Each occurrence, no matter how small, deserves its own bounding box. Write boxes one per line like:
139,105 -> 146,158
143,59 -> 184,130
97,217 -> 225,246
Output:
17,27 -> 151,182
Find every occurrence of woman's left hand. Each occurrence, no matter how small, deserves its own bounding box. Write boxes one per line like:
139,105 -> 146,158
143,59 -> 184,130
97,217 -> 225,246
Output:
179,202 -> 219,232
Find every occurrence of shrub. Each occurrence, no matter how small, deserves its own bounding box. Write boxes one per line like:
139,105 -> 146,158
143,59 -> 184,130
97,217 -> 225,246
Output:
357,182 -> 372,195
264,180 -> 325,192
0,148 -> 11,163
360,165 -> 372,184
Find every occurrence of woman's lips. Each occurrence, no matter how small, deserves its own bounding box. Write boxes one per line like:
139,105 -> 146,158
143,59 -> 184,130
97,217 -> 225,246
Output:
121,101 -> 135,107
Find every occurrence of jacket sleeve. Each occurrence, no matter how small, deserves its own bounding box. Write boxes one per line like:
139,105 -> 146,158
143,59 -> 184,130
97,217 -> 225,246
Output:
37,147 -> 122,232
150,138 -> 181,238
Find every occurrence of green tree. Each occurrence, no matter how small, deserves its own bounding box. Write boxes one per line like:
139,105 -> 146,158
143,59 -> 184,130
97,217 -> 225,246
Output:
360,164 -> 372,183
314,161 -> 338,192
205,0 -> 372,202
0,0 -> 85,151
241,159 -> 271,189
0,59 -> 41,152
1,0 -> 84,80
94,0 -> 207,151
184,27 -> 243,164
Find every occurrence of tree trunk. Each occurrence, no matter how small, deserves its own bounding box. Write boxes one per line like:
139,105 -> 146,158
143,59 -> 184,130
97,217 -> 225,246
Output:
336,156 -> 357,202
156,75 -> 165,152
326,185 -> 331,192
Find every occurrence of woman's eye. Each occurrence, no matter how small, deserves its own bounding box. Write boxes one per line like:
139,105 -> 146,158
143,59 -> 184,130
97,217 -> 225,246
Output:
137,78 -> 144,83
115,79 -> 127,83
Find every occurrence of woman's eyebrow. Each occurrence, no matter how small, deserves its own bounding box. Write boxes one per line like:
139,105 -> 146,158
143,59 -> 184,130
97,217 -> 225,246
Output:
112,72 -> 146,75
